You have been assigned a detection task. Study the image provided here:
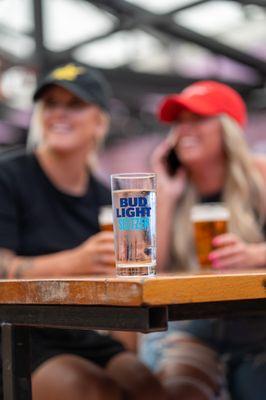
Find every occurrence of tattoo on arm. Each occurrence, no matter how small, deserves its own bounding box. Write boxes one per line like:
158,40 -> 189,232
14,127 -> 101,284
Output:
0,249 -> 35,279
12,258 -> 35,279
0,249 -> 14,278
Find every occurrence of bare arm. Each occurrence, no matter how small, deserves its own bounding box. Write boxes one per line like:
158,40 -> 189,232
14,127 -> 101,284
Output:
209,233 -> 266,270
0,231 -> 115,279
253,155 -> 266,184
208,155 -> 266,270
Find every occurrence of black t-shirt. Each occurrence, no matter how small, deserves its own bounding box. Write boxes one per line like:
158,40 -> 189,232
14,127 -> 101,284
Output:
0,151 -> 110,256
0,151 -> 124,374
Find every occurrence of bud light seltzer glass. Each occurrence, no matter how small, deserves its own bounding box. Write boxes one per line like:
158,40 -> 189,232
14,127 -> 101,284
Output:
111,173 -> 156,277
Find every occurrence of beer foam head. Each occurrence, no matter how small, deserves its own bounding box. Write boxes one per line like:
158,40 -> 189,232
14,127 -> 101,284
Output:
99,206 -> 113,225
190,203 -> 230,222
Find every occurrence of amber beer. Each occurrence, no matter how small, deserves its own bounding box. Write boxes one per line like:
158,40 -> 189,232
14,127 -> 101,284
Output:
98,206 -> 113,232
190,203 -> 230,268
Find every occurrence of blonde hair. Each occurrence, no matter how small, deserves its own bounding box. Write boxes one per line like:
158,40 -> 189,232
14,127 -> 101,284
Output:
27,101 -> 109,171
172,115 -> 266,271
27,102 -> 44,151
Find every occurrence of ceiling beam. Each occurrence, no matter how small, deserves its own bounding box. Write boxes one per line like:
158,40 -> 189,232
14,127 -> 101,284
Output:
0,50 -> 32,66
32,0 -> 47,73
0,24 -> 32,39
164,0 -> 211,16
56,24 -> 123,60
87,0 -> 266,78
226,0 -> 266,6
95,66 -> 261,97
154,20 -> 266,76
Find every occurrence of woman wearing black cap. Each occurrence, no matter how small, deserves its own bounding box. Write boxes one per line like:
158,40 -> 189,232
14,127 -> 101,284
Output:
0,63 -> 167,400
140,81 -> 266,400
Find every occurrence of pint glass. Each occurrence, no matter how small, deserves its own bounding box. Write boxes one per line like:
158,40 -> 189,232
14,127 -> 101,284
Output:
111,173 -> 156,277
190,203 -> 230,268
98,206 -> 113,232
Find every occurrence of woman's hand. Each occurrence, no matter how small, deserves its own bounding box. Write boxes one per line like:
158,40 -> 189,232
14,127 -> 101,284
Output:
4,232 -> 116,279
75,231 -> 116,275
208,233 -> 266,270
151,139 -> 186,203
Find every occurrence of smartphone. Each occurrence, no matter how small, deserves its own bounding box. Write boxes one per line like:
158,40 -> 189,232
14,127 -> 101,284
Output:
165,148 -> 182,176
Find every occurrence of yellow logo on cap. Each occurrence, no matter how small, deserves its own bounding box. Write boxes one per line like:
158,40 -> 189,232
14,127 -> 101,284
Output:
51,64 -> 85,81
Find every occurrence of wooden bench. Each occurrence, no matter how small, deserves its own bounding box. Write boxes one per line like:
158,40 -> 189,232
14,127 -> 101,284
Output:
1,270 -> 266,400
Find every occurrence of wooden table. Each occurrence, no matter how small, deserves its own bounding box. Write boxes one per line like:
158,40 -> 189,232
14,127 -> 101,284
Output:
1,270 -> 266,400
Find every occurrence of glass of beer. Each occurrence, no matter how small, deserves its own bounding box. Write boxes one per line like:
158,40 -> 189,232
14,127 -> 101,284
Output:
111,173 -> 156,277
190,203 -> 230,269
98,206 -> 113,232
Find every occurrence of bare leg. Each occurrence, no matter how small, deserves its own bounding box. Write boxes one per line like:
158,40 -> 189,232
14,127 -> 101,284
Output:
111,331 -> 138,353
157,337 -> 225,400
107,351 -> 169,400
32,354 -> 123,400
163,378 -> 209,400
161,366 -> 216,400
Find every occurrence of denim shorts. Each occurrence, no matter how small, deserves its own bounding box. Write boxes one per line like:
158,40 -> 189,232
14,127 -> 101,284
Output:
139,318 -> 266,400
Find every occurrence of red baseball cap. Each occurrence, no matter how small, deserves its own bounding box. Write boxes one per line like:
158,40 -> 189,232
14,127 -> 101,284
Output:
158,80 -> 247,127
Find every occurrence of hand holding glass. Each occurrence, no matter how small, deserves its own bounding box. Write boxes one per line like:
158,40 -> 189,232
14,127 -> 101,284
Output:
191,203 -> 230,268
98,206 -> 113,232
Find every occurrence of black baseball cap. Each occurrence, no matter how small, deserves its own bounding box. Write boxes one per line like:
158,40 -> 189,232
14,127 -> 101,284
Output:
33,62 -> 111,111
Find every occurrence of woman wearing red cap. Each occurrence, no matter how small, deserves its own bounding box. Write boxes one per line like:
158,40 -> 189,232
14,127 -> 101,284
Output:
140,81 -> 266,400
0,63 -> 167,400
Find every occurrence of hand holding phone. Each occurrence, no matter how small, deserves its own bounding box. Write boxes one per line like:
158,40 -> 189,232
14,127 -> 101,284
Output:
165,148 -> 182,176
151,139 -> 186,202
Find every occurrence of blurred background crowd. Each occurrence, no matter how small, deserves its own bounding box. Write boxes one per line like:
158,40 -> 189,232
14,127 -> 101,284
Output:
0,0 -> 265,181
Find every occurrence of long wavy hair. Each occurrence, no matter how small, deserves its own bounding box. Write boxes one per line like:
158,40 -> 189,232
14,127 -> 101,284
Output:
171,115 -> 266,271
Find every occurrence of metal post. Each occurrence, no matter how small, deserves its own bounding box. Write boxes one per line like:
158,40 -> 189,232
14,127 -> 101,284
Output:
1,324 -> 32,400
32,0 -> 47,73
